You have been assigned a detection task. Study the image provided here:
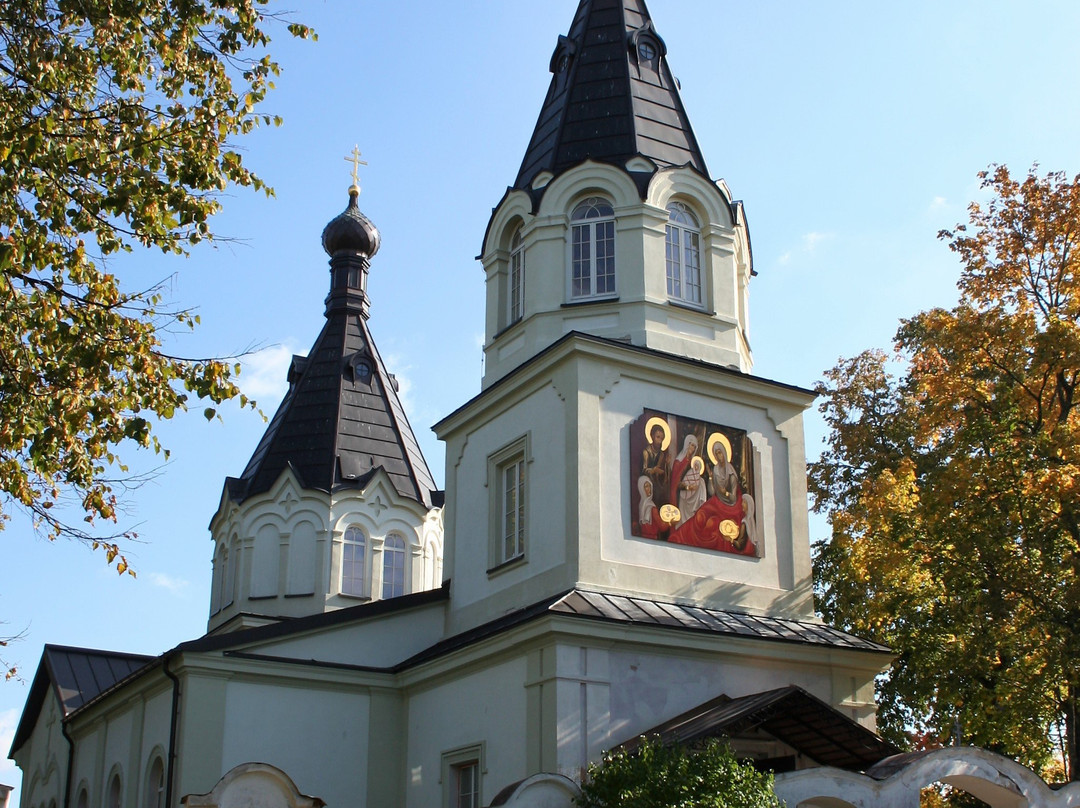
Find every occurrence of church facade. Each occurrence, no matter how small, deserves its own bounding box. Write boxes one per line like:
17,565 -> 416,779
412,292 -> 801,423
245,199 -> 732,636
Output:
9,2 -> 899,807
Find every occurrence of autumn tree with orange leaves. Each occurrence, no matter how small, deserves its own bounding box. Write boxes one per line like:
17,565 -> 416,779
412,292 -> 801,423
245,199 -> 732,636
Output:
811,166 -> 1080,781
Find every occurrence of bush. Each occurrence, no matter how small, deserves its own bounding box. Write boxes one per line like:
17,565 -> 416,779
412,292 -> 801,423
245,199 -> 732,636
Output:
576,736 -> 782,808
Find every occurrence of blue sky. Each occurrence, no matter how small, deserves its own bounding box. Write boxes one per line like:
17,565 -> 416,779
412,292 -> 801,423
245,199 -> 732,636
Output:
4,1 -> 1080,798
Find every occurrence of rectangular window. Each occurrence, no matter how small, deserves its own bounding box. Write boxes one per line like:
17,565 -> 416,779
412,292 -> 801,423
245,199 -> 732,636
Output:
487,435 -> 530,574
665,224 -> 681,298
595,220 -> 615,294
572,224 -> 591,297
502,458 -> 525,562
683,229 -> 701,303
510,248 -> 524,322
442,743 -> 485,808
454,762 -> 480,808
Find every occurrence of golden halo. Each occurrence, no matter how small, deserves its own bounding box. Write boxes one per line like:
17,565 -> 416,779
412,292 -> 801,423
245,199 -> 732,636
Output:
691,456 -> 705,475
644,417 -> 672,451
660,504 -> 681,524
707,432 -> 733,465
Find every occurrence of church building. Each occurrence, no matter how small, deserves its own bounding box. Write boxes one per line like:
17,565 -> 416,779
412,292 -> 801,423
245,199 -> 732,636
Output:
9,2 -> 902,806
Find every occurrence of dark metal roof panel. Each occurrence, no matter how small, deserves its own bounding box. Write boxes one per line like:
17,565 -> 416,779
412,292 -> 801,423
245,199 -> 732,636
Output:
10,646 -> 154,756
624,685 -> 899,771
513,0 -> 708,189
548,590 -> 890,653
231,309 -> 436,508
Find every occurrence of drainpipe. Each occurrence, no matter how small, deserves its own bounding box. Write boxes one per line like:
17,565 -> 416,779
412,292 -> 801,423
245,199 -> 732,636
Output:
61,716 -> 75,808
163,655 -> 182,807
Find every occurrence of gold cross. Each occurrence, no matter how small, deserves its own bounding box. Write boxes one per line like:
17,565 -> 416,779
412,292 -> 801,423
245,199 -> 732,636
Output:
344,145 -> 368,191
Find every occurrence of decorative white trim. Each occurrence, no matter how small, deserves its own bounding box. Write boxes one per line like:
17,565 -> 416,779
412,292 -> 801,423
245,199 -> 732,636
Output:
180,762 -> 325,808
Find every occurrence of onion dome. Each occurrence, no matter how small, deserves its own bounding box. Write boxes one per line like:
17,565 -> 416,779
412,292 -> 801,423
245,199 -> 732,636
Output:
321,185 -> 381,258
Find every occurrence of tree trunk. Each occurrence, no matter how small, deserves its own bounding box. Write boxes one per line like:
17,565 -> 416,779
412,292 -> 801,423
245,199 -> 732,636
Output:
1067,685 -> 1078,782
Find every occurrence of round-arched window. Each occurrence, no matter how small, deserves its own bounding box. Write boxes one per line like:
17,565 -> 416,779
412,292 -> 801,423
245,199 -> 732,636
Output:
665,201 -> 702,305
145,757 -> 165,808
570,198 -> 616,300
509,228 -> 525,323
107,772 -> 122,808
342,526 -> 367,597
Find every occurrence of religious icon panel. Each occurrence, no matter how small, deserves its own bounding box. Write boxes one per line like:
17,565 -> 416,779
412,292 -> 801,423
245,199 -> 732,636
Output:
629,409 -> 762,557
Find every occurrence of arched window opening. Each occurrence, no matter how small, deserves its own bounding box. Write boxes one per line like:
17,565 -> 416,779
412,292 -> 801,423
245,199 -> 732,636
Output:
212,543 -> 228,614
224,535 -> 238,605
107,772 -> 122,808
666,201 -> 702,305
509,228 -> 525,323
145,757 -> 165,808
382,533 -> 407,599
76,788 -> 89,808
341,526 -> 367,597
570,198 -> 616,300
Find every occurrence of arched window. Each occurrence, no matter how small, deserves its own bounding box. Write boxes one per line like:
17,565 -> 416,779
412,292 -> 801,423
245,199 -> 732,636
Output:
145,757 -> 165,808
382,533 -> 406,599
509,228 -> 525,323
224,535 -> 238,605
107,772 -> 122,808
76,788 -> 89,808
341,526 -> 367,597
570,198 -> 616,300
665,202 -> 702,305
212,543 -> 228,614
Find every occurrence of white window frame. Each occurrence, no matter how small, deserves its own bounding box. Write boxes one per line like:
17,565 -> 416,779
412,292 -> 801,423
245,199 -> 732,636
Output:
509,227 -> 524,324
382,532 -> 407,599
341,526 -> 368,597
569,197 -> 616,301
441,743 -> 485,808
487,435 -> 530,574
665,201 -> 703,306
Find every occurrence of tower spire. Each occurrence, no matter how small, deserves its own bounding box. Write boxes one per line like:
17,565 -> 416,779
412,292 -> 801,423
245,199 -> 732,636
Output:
514,0 -> 709,191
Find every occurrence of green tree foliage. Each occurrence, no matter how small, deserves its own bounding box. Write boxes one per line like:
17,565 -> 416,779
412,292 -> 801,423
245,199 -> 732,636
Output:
576,736 -> 780,808
811,166 -> 1080,781
0,1 -> 312,566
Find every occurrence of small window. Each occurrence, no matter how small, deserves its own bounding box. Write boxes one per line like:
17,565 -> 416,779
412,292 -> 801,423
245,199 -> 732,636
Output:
145,757 -> 165,808
107,772 -> 122,808
453,761 -> 480,808
76,789 -> 89,808
382,533 -> 407,599
501,459 -> 526,563
487,435 -> 530,573
442,743 -> 485,808
665,202 -> 702,305
342,526 -> 367,597
509,228 -> 525,323
570,198 -> 616,300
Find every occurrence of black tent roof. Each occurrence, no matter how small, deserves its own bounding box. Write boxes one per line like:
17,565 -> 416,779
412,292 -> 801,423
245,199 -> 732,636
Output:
225,193 -> 438,509
515,0 -> 709,190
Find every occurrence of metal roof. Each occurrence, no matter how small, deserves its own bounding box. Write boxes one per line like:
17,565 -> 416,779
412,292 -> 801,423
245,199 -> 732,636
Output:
225,197 -> 437,508
514,0 -> 709,190
550,590 -> 891,653
621,685 -> 900,771
10,645 -> 153,755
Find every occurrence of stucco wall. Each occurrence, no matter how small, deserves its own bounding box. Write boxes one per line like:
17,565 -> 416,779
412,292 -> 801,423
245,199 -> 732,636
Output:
404,655 -> 531,808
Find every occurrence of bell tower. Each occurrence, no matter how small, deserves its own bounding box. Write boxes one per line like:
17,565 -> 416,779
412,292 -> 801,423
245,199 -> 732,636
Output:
437,0 -> 814,637
479,0 -> 754,389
